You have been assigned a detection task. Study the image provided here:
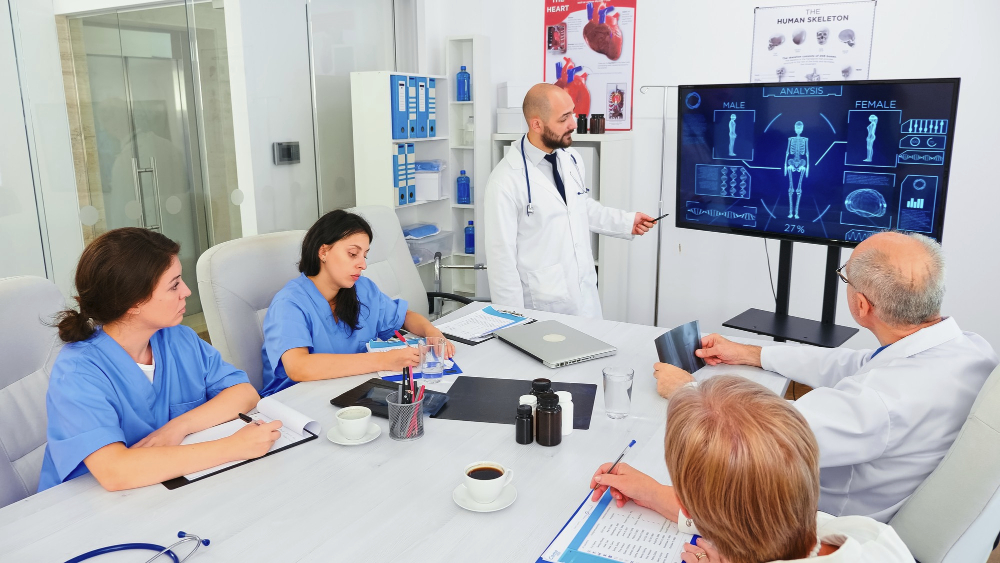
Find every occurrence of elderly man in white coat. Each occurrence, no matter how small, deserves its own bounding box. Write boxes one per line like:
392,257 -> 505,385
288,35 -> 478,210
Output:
651,231 -> 998,524
484,83 -> 656,319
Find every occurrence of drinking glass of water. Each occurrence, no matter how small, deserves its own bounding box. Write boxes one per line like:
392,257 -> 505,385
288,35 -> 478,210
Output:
602,367 -> 634,419
419,337 -> 446,383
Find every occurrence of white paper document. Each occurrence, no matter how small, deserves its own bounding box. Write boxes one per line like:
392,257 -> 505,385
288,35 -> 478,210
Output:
435,306 -> 532,341
179,397 -> 319,481
540,489 -> 693,563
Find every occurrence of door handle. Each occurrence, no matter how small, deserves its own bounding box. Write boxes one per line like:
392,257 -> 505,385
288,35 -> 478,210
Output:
133,157 -> 163,232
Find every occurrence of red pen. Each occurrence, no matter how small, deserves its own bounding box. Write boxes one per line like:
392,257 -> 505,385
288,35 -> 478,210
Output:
394,330 -> 408,343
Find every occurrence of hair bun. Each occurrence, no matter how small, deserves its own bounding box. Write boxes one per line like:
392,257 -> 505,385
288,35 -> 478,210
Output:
56,308 -> 96,343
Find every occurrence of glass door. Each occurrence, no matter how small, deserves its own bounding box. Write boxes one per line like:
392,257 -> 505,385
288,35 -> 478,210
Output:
62,2 -> 240,320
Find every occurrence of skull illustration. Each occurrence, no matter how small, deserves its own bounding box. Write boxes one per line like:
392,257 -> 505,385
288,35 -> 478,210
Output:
776,67 -> 787,82
842,66 -> 852,79
768,34 -> 785,50
839,29 -> 856,47
816,28 -> 830,45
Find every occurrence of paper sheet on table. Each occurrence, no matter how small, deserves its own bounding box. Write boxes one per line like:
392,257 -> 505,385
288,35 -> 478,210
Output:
179,397 -> 319,480
539,489 -> 692,563
435,306 -> 531,340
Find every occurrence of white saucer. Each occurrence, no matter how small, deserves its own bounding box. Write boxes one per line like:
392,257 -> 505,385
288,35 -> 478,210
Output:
452,483 -> 517,512
326,423 -> 381,445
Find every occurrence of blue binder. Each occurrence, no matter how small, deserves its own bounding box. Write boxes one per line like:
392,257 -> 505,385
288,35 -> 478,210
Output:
406,143 -> 416,203
414,77 -> 429,138
390,75 -> 408,140
407,77 -> 418,139
394,144 -> 407,206
428,78 -> 437,137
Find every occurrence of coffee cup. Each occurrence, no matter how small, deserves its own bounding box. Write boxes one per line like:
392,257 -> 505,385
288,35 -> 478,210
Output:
463,461 -> 514,504
336,406 -> 372,440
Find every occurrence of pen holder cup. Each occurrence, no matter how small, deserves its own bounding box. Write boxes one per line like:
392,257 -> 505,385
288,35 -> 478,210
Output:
386,392 -> 425,441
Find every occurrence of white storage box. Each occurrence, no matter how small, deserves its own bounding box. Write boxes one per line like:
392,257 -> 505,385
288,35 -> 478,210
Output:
497,81 -> 532,108
414,171 -> 445,201
406,230 -> 453,266
497,108 -> 527,134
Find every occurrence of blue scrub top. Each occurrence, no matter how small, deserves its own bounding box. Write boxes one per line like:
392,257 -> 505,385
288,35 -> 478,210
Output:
260,274 -> 408,397
37,325 -> 250,492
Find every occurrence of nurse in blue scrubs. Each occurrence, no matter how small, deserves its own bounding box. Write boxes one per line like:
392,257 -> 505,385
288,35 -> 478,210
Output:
260,210 -> 455,396
38,228 -> 281,492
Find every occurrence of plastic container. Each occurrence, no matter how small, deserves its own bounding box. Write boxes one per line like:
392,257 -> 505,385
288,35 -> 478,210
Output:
465,116 -> 475,146
577,114 -> 588,134
590,114 -> 601,135
519,394 -> 538,437
515,404 -> 533,445
457,171 -> 471,204
464,221 -> 475,254
456,66 -> 471,101
536,392 -> 562,446
406,230 -> 453,265
556,390 -> 574,436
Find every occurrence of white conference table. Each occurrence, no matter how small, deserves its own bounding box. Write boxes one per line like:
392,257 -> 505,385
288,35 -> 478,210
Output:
0,304 -> 788,562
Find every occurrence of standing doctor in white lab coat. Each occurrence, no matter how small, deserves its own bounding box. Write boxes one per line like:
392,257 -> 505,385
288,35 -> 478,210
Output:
484,84 -> 655,319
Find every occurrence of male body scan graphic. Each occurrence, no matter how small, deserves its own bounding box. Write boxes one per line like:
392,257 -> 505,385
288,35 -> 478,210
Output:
865,114 -> 878,162
728,114 -> 737,156
785,121 -> 809,219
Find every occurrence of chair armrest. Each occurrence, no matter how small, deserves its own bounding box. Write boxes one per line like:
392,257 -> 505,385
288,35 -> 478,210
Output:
426,291 -> 474,307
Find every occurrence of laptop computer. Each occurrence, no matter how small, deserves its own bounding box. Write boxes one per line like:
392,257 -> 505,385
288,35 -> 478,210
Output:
494,320 -> 617,368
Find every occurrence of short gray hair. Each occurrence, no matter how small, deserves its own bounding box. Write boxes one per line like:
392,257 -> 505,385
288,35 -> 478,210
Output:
848,232 -> 945,327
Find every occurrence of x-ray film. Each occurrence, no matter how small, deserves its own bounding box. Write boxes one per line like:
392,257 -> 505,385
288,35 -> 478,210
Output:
654,320 -> 706,373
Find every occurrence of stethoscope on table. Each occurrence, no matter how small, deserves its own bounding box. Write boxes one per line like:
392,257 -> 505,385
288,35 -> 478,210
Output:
64,531 -> 210,563
520,135 -> 588,217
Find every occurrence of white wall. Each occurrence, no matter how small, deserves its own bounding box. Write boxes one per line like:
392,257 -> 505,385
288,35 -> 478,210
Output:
424,0 -> 1000,352
226,0 -> 319,235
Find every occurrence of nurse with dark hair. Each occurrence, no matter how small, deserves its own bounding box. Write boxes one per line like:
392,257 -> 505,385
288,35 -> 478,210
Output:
39,228 -> 278,492
260,210 -> 454,397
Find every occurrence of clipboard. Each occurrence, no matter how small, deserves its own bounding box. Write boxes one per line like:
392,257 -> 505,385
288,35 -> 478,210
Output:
162,420 -> 317,490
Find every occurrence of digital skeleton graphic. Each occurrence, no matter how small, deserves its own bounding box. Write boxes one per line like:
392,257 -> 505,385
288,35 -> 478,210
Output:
784,121 -> 809,219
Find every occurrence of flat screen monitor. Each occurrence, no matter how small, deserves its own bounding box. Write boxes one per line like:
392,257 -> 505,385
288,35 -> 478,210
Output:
675,79 -> 960,246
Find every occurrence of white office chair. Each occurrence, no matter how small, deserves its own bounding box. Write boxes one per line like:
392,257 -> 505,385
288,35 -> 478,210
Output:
889,365 -> 1000,563
0,276 -> 64,507
196,205 -> 473,391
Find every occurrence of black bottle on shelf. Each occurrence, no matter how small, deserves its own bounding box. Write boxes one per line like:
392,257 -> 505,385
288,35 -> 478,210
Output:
577,113 -> 588,134
515,404 -> 534,445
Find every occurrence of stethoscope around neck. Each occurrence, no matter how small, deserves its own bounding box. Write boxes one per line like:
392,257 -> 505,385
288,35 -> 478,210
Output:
520,135 -> 585,216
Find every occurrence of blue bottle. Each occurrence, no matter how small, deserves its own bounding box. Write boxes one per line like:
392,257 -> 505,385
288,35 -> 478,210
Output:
464,221 -> 475,254
457,170 -> 471,204
456,66 -> 471,101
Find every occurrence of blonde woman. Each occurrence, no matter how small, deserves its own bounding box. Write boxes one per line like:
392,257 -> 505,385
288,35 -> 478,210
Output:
590,376 -> 914,562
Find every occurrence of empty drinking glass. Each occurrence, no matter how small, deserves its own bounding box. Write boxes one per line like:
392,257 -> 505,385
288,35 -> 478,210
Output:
419,337 -> 446,383
602,367 -> 634,419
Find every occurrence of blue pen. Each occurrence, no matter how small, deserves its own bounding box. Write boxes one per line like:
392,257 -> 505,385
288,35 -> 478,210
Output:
691,535 -> 701,546
594,439 -> 636,491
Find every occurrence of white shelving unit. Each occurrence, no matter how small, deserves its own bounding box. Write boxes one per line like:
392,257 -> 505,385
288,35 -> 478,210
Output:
445,35 -> 491,299
490,132 -> 634,322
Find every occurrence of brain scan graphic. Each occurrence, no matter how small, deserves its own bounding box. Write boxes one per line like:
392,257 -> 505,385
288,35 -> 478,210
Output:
845,188 -> 887,218
768,34 -> 785,50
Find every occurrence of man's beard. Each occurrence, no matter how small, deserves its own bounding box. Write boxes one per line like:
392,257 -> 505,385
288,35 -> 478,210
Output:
541,124 -> 573,150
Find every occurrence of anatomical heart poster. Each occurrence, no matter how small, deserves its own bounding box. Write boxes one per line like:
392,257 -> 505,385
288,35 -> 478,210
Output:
751,1 -> 876,83
543,0 -> 636,131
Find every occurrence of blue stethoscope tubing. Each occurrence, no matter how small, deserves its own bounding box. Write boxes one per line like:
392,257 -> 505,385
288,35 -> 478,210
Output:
64,531 -> 209,563
520,135 -> 585,216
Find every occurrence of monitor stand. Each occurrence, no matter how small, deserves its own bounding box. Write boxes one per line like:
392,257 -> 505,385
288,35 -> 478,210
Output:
723,241 -> 859,348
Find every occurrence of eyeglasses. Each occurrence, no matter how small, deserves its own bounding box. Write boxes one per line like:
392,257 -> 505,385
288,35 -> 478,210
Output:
836,262 -> 851,285
836,262 -> 875,307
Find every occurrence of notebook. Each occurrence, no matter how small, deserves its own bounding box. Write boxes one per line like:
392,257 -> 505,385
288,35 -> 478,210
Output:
162,397 -> 319,489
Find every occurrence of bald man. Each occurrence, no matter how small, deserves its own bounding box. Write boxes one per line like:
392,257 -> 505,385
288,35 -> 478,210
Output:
653,231 -> 998,522
483,84 -> 655,319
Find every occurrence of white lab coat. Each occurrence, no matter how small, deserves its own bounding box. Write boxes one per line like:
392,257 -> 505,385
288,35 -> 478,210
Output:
484,138 -> 635,319
763,317 -> 999,522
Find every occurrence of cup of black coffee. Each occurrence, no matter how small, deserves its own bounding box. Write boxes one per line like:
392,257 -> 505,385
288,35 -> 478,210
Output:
463,461 -> 514,504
